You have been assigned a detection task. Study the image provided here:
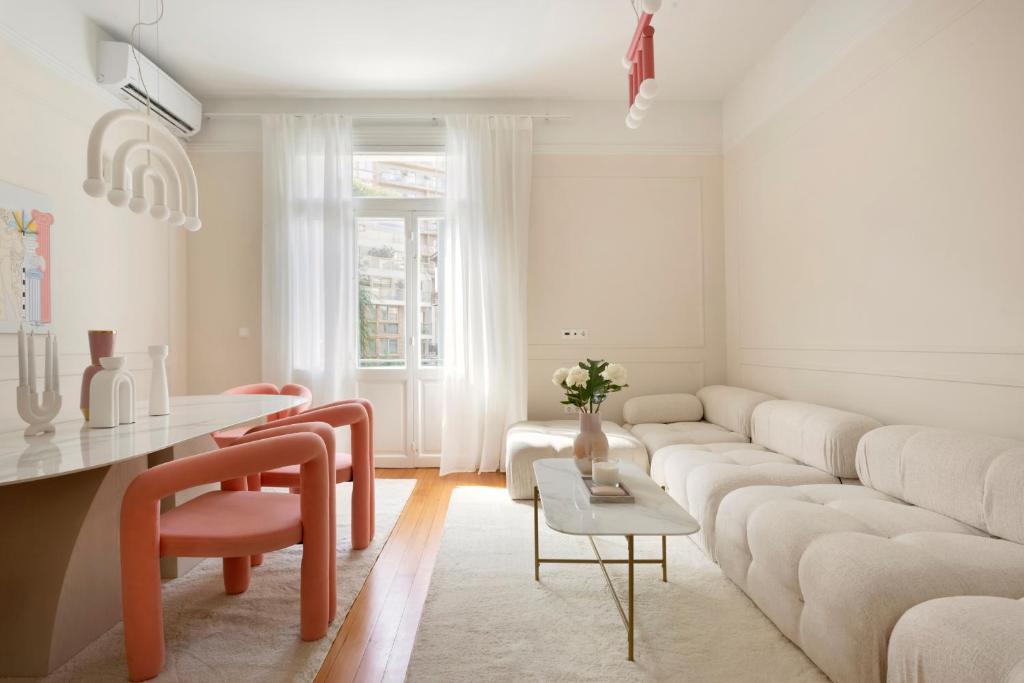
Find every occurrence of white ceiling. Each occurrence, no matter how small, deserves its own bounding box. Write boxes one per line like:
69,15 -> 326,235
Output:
70,0 -> 813,101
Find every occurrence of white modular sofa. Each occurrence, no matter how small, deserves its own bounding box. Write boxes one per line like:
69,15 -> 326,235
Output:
505,385 -> 774,501
714,425 -> 1024,683
623,385 -> 777,486
888,596 -> 1024,682
648,398 -> 881,556
503,420 -> 647,499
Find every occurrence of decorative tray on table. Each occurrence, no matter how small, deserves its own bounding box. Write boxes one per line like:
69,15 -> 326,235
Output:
581,476 -> 635,504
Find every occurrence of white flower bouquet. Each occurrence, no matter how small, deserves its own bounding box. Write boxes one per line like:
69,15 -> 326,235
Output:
552,359 -> 629,413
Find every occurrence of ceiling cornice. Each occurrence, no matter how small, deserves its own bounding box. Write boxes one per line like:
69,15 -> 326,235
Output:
0,20 -> 122,109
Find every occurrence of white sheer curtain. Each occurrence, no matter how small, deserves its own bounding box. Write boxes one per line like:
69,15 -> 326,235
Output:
261,114 -> 356,405
440,114 -> 533,474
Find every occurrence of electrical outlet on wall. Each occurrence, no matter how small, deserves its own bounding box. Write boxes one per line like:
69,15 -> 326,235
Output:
560,329 -> 588,340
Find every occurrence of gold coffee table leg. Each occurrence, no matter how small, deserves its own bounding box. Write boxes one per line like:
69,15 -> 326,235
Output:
662,535 -> 667,582
627,534 -> 635,661
533,486 -> 540,581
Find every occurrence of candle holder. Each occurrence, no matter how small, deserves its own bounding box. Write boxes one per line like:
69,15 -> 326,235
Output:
17,327 -> 62,437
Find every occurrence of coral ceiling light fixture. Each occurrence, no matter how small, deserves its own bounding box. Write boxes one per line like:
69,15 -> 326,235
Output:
623,0 -> 662,129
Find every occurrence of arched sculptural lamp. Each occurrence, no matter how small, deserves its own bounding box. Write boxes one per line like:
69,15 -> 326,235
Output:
83,109 -> 202,232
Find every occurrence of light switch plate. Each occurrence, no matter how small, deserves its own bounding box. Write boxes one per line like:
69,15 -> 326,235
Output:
560,328 -> 588,339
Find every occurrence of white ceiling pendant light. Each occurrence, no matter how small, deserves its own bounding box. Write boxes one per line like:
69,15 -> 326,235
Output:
82,1 -> 201,231
622,0 -> 661,129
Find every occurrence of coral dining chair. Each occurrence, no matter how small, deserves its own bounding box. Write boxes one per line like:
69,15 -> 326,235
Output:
214,383 -> 375,552
212,383 -> 313,449
247,399 -> 375,550
119,423 -> 336,682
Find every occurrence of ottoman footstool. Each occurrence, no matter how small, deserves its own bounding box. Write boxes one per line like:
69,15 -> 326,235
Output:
504,420 -> 648,499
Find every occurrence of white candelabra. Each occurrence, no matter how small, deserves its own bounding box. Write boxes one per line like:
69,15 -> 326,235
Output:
17,327 -> 62,437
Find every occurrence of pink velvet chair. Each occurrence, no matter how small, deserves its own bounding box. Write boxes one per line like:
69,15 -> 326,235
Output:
213,383 -> 375,552
119,423 -> 336,682
247,399 -> 375,551
212,383 -> 313,449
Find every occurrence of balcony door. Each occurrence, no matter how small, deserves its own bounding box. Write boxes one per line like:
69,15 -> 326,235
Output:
355,207 -> 443,467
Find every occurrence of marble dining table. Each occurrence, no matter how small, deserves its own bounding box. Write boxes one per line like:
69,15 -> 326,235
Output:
0,393 -> 304,677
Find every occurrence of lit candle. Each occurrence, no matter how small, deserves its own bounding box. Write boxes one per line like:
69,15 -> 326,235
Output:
17,326 -> 26,388
44,331 -> 52,392
27,331 -> 36,391
592,460 -> 620,486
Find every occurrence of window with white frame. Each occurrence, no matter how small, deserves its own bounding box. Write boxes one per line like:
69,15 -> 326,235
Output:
355,151 -> 445,369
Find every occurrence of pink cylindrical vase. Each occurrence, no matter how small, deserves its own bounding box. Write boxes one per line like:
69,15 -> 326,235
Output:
81,330 -> 115,419
573,412 -> 609,475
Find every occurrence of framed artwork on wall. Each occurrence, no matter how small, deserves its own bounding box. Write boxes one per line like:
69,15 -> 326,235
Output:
0,181 -> 53,332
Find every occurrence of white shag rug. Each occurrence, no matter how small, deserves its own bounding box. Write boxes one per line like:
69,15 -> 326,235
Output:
407,486 -> 828,682
14,479 -> 416,683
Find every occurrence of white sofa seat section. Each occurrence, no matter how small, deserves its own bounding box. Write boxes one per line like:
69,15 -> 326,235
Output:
622,392 -> 750,455
888,596 -> 1024,683
504,420 -> 648,500
629,421 -> 749,454
649,442 -> 767,487
626,386 -> 776,481
714,425 -> 1024,683
668,454 -> 840,556
660,400 -> 880,557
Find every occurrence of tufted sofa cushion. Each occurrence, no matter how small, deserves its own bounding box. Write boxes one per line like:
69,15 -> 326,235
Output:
649,442 -> 768,486
751,400 -> 882,478
856,425 -> 1024,543
661,450 -> 836,556
888,596 -> 1024,683
654,400 -> 878,558
629,421 -> 749,455
798,532 -> 1024,683
621,393 -> 703,425
714,477 -> 1024,683
696,384 -> 776,437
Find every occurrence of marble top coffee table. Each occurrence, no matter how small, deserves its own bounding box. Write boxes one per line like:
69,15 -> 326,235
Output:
532,458 -> 699,661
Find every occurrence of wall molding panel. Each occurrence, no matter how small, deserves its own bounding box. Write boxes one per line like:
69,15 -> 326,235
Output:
724,0 -> 1024,440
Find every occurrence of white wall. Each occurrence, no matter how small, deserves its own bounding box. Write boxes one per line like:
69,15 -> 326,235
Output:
723,0 -> 1024,438
0,8 -> 188,424
187,99 -> 725,421
528,152 -> 724,423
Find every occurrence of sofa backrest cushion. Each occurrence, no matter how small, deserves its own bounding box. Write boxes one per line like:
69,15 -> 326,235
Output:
856,425 -> 1024,543
621,393 -> 703,425
751,400 -> 881,478
695,385 -> 776,437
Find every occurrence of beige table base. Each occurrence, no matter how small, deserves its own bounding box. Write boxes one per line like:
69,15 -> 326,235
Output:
0,436 -> 216,676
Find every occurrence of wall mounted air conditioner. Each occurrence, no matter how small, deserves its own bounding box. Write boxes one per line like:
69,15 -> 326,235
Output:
96,41 -> 202,137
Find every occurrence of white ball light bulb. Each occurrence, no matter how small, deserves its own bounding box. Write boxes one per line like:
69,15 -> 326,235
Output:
83,178 -> 106,198
621,56 -> 632,70
106,188 -> 128,207
167,210 -> 186,227
128,197 -> 149,214
626,114 -> 641,130
629,104 -> 647,121
638,78 -> 658,100
182,216 -> 202,232
641,0 -> 662,13
150,205 -> 170,221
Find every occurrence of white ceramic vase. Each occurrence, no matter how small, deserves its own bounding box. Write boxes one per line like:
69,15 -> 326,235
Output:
89,356 -> 136,429
148,345 -> 170,416
573,412 -> 609,475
